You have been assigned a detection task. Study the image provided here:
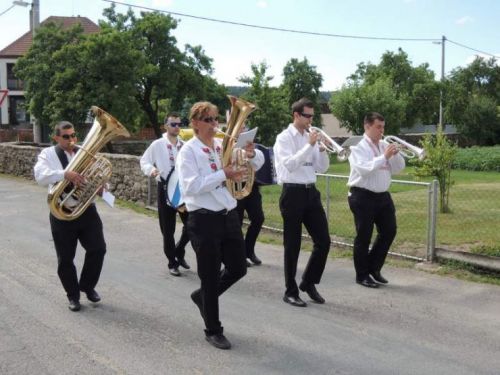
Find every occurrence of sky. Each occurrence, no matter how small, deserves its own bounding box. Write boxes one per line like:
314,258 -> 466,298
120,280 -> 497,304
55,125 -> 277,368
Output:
1,0 -> 499,91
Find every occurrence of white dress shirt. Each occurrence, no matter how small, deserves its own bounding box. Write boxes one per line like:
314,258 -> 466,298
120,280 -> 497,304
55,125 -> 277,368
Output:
140,136 -> 183,180
176,137 -> 264,212
34,146 -> 75,191
347,134 -> 405,193
273,124 -> 330,185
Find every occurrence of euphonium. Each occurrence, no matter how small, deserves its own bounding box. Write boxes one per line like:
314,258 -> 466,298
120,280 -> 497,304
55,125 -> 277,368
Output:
307,126 -> 348,161
384,135 -> 425,160
48,106 -> 130,220
221,96 -> 257,200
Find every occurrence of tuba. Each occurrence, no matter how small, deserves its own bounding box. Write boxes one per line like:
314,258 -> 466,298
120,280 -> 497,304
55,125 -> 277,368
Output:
307,126 -> 349,161
221,96 -> 257,200
48,106 -> 130,220
384,135 -> 425,160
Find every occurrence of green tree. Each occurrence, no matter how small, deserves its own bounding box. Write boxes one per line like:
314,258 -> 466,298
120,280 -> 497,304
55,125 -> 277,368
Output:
445,57 -> 500,145
101,5 -> 215,137
414,131 -> 457,213
330,48 -> 440,133
15,22 -> 88,131
17,5 -> 221,139
330,77 -> 406,135
238,61 -> 289,146
281,57 -> 323,125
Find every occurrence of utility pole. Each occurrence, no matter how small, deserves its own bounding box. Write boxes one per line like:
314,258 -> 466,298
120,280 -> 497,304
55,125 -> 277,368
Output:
438,35 -> 446,132
31,0 -> 43,143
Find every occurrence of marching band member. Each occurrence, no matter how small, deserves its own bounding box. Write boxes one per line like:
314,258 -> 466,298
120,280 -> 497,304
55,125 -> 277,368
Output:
34,121 -> 107,312
347,112 -> 405,288
236,126 -> 266,266
140,113 -> 190,276
176,101 -> 263,350
273,98 -> 331,307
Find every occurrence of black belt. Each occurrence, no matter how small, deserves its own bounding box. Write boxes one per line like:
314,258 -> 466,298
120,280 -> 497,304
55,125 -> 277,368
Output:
350,186 -> 387,195
283,183 -> 315,189
191,208 -> 231,215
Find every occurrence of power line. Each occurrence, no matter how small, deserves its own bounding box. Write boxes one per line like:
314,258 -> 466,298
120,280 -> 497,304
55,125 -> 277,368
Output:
447,39 -> 498,58
0,5 -> 16,17
102,0 -> 439,42
103,0 -> 499,58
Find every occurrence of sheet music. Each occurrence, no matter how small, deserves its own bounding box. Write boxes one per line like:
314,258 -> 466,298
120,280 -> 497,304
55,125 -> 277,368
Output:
101,189 -> 115,208
235,127 -> 258,148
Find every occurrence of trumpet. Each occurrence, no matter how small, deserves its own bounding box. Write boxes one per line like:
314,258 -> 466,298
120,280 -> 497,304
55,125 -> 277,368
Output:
307,126 -> 348,161
384,135 -> 425,160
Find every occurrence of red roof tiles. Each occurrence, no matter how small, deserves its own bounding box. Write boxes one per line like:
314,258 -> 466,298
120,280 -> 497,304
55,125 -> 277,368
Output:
0,16 -> 99,58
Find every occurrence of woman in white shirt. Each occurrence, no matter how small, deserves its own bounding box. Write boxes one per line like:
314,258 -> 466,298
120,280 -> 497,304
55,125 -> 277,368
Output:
176,101 -> 263,350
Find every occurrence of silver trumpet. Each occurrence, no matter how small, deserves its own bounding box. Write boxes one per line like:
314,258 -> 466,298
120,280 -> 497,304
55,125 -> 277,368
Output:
384,135 -> 425,160
307,126 -> 348,161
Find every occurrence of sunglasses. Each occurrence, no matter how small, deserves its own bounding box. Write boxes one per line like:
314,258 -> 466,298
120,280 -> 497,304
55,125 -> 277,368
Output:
300,113 -> 314,119
61,133 -> 77,140
200,116 -> 217,123
167,122 -> 182,127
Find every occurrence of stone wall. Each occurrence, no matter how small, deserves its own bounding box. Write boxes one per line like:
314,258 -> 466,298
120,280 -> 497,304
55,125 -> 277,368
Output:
0,142 -> 156,206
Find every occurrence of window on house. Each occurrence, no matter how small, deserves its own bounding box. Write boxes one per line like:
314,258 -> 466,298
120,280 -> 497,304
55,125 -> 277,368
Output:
7,63 -> 24,91
8,96 -> 29,125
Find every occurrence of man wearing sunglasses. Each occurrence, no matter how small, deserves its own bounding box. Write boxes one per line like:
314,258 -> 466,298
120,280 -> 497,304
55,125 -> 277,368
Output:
34,121 -> 107,312
140,113 -> 190,277
273,98 -> 331,308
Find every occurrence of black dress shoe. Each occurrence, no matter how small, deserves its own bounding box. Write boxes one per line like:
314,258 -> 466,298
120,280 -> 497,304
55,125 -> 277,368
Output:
81,289 -> 101,303
371,271 -> 388,284
248,254 -> 262,265
246,260 -> 253,268
68,299 -> 81,312
169,267 -> 181,276
205,333 -> 231,350
356,275 -> 379,288
283,295 -> 307,307
299,282 -> 325,304
178,258 -> 190,270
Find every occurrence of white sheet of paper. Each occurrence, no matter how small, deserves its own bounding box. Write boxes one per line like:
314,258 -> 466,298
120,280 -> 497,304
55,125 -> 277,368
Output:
235,127 -> 258,148
101,190 -> 115,208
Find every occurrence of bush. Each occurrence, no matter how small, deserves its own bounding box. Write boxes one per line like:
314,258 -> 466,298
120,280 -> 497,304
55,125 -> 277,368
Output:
452,146 -> 500,172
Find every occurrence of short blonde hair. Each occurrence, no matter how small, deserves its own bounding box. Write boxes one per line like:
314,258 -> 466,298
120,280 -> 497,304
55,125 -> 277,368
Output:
189,101 -> 218,134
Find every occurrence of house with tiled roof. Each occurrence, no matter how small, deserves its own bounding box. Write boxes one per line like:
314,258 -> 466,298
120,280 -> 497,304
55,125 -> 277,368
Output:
0,16 -> 99,129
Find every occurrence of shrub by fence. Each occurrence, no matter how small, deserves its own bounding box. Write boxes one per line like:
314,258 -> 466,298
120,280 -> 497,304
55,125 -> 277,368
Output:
452,146 -> 500,172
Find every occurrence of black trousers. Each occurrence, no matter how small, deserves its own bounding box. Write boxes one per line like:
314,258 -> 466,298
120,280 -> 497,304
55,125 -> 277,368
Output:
49,204 -> 106,301
279,185 -> 331,297
348,187 -> 397,280
187,209 -> 247,336
236,184 -> 265,258
157,183 -> 190,269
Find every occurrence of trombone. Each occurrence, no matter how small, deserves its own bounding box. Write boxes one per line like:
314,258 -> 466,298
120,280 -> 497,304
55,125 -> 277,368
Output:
384,135 -> 425,160
307,126 -> 348,161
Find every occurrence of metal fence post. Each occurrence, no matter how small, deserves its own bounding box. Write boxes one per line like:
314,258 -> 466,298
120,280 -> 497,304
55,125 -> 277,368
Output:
426,180 -> 438,262
325,175 -> 330,222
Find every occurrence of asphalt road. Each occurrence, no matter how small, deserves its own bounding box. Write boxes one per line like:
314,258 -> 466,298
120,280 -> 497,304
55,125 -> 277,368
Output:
1,175 -> 499,375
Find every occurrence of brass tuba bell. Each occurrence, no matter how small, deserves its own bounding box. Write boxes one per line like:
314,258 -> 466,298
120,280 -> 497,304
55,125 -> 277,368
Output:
48,106 -> 130,220
221,96 -> 257,200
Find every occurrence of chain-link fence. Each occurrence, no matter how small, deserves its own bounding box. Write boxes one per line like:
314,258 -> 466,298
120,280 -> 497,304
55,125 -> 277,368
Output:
144,170 -> 500,262
259,175 -> 436,261
146,174 -> 438,261
434,180 -> 500,252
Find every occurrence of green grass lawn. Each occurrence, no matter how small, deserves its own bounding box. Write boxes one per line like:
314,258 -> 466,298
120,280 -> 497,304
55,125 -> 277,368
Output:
259,161 -> 500,259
